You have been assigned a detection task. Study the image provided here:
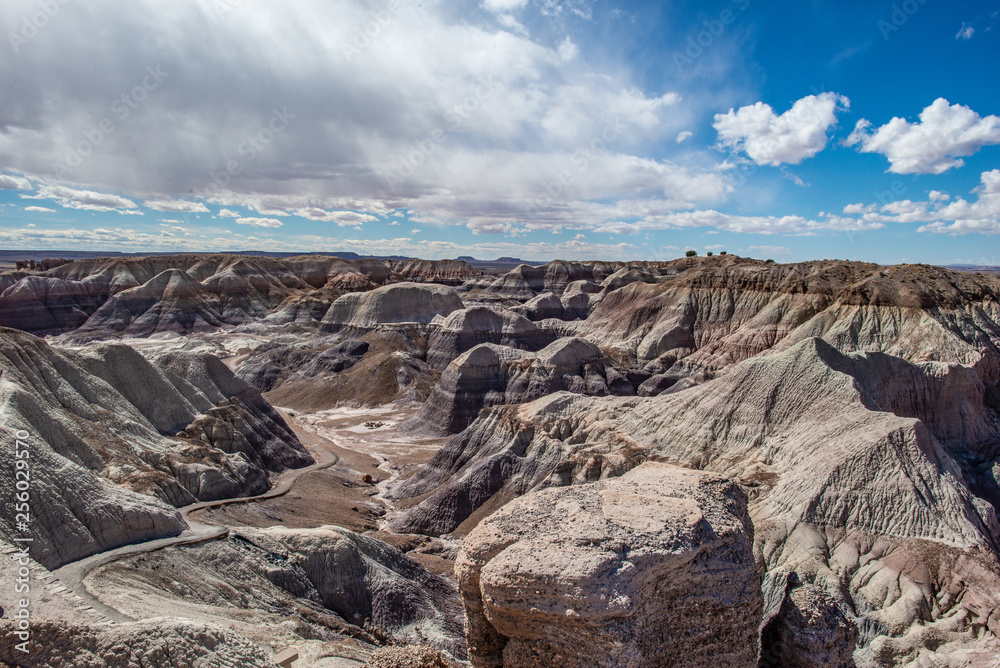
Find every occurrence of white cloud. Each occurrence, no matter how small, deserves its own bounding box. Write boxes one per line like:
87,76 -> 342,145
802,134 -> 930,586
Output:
713,93 -> 850,166
411,228 -> 421,234
594,222 -> 640,235
956,24 -> 975,40
846,98 -> 1000,174
235,217 -> 283,228
143,198 -> 210,212
676,131 -> 693,143
389,220 -> 401,226
23,206 -> 55,213
28,185 -> 140,213
843,203 -> 876,215
746,244 -> 792,257
0,174 -> 31,190
483,0 -> 528,12
292,208 -> 378,226
218,209 -> 240,217
0,0 -> 712,236
557,37 -> 578,62
846,170 -> 1000,235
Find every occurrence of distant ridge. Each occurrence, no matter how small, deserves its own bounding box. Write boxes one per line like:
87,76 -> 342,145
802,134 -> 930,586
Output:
0,250 -> 545,273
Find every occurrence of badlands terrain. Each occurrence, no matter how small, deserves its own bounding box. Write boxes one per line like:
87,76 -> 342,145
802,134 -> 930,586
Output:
1,252 -> 1000,666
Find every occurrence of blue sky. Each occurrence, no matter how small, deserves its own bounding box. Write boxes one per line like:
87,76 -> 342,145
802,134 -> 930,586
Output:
1,0 -> 999,263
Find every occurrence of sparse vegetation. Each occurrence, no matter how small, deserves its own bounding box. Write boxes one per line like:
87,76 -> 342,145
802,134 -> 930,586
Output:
765,259 -> 775,264
685,250 -> 697,257
720,251 -> 727,255
707,251 -> 713,256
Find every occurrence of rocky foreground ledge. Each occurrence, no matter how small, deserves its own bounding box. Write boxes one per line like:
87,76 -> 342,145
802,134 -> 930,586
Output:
456,463 -> 762,668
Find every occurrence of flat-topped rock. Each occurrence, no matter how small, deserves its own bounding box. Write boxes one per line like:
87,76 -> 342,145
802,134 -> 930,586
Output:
322,282 -> 464,332
455,462 -> 762,668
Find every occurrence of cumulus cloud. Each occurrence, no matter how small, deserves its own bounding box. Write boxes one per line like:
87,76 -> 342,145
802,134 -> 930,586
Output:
218,209 -> 240,217
292,208 -> 378,226
143,199 -> 210,213
23,206 -> 55,213
235,217 -> 283,228
28,185 -> 140,213
713,93 -> 850,166
846,98 -> 1000,174
845,170 -> 1000,235
676,131 -> 692,143
0,174 -> 31,190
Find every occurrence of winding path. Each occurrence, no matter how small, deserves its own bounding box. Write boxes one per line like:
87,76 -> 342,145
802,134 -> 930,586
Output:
50,416 -> 338,624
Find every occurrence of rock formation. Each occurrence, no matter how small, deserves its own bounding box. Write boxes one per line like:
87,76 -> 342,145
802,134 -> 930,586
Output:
391,336 -> 1000,662
0,254 -> 400,337
94,526 -> 467,661
236,338 -> 370,392
321,282 -> 465,334
455,463 -> 762,667
403,337 -> 632,436
0,618 -> 279,668
581,258 -> 1000,379
258,331 -> 438,411
0,327 -> 310,568
425,306 -> 554,371
477,261 -> 623,300
386,259 -> 483,286
365,645 -> 455,668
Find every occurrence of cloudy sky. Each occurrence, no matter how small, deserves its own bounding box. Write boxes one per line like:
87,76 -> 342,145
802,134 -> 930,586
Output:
1,0 -> 999,263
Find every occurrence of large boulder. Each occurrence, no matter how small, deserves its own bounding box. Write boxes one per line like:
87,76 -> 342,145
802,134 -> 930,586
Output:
454,463 -> 762,668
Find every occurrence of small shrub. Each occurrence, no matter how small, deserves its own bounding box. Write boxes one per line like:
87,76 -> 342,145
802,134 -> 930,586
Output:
706,251 -> 714,256
685,250 -> 697,257
765,259 -> 775,264
720,251 -> 727,255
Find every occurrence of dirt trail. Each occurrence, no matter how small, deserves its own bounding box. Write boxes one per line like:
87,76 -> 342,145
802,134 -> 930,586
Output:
49,420 -> 338,624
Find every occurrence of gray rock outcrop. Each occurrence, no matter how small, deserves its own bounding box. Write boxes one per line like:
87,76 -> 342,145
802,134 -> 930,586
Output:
0,328 -> 310,568
391,336 -> 1000,661
455,463 -> 762,667
385,259 -> 483,286
321,282 -> 464,334
0,617 -> 278,667
236,338 -> 370,392
403,337 -> 632,437
0,254 -> 399,337
425,306 -> 555,371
